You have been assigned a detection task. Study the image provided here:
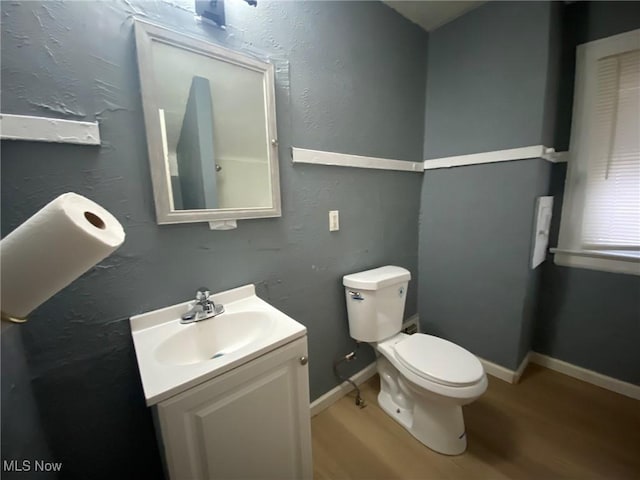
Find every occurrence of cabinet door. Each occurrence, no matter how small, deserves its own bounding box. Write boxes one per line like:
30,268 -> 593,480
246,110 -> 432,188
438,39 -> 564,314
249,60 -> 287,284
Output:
157,337 -> 312,480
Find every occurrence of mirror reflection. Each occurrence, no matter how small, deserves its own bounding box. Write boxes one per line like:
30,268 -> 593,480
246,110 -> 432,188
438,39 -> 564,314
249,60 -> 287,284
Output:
150,38 -> 273,211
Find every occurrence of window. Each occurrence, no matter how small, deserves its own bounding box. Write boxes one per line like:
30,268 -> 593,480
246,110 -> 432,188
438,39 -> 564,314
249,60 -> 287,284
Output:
553,29 -> 640,276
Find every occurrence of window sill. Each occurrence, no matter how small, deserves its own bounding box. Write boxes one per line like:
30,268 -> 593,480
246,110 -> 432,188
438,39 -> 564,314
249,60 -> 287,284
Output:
550,248 -> 640,276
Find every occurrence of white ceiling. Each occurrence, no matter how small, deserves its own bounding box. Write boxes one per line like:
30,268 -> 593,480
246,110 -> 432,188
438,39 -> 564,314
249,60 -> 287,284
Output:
383,1 -> 486,32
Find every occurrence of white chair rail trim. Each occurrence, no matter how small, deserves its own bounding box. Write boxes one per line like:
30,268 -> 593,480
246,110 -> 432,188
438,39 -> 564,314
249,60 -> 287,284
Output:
291,147 -> 424,173
424,145 -> 568,170
291,145 -> 568,173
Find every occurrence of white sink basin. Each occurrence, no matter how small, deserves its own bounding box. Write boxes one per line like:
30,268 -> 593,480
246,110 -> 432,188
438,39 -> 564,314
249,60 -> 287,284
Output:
130,284 -> 306,405
155,311 -> 273,366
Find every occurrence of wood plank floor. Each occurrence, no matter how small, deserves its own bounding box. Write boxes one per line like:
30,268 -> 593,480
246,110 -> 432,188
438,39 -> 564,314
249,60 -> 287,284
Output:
311,364 -> 640,479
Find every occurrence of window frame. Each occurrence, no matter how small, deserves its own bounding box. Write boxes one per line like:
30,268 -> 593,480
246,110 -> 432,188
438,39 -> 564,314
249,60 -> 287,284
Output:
553,28 -> 640,276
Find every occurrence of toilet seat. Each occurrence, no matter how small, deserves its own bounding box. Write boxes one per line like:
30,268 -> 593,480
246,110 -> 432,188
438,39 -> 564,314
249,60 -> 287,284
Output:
394,334 -> 484,387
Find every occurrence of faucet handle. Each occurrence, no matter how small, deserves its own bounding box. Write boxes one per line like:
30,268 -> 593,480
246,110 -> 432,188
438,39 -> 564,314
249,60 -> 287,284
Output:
196,287 -> 211,301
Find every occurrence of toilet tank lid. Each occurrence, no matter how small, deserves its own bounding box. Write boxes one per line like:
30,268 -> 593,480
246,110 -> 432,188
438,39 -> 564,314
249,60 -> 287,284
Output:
343,266 -> 411,290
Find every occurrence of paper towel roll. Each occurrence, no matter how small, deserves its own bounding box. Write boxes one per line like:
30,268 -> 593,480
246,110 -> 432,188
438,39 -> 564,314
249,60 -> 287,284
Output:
0,193 -> 125,319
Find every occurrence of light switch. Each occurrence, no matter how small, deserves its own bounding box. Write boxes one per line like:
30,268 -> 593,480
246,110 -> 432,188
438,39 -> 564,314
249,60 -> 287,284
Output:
329,210 -> 339,232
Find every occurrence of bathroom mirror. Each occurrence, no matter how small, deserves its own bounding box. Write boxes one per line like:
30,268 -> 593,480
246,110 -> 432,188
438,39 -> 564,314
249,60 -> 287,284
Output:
134,20 -> 281,226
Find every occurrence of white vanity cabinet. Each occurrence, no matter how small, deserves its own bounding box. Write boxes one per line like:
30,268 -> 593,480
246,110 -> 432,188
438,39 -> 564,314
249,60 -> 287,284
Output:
154,336 -> 312,480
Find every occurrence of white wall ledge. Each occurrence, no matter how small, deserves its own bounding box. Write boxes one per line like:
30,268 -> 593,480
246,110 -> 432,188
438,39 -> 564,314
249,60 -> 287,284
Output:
0,113 -> 101,145
291,147 -> 423,173
423,145 -> 568,170
291,145 -> 568,173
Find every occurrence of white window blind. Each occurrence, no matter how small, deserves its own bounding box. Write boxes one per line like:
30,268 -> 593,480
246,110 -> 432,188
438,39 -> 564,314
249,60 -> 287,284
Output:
581,49 -> 640,249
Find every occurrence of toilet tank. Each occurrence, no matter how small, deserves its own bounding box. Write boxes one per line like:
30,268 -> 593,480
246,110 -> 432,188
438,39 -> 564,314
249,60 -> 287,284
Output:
343,266 -> 411,342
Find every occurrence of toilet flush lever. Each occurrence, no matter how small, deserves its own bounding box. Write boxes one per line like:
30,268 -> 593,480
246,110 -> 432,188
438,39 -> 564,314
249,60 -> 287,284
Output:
348,291 -> 364,301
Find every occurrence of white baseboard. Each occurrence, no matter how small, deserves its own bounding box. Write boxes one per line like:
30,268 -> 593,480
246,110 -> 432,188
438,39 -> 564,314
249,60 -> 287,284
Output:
478,353 -> 530,384
529,353 -> 640,400
310,362 -> 377,417
402,313 -> 420,332
514,351 -> 532,383
479,351 -> 640,399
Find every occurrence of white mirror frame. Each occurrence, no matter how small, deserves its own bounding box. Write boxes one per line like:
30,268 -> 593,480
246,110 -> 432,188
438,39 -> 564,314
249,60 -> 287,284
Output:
134,19 -> 281,225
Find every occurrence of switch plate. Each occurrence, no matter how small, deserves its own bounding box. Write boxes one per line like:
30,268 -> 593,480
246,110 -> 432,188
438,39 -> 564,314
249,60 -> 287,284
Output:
329,210 -> 339,232
531,196 -> 554,269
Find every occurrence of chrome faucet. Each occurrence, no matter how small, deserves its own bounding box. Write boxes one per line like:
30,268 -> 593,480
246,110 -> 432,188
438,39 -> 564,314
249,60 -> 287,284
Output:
180,287 -> 225,324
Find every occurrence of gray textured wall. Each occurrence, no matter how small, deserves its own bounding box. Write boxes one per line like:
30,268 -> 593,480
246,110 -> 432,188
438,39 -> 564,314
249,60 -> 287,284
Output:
419,1 -> 556,370
0,1 -> 427,477
534,2 -> 640,385
519,159 -> 554,366
422,1 -> 554,159
419,159 -> 550,369
541,1 -> 562,148
1,324 -> 55,480
420,0 -> 640,380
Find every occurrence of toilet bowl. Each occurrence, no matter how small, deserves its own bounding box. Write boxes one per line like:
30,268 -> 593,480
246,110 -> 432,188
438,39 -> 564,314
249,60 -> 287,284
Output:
376,333 -> 487,454
343,266 -> 487,455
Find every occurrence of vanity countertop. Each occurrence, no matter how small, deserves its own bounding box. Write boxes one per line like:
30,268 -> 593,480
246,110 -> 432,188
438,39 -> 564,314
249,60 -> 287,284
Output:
130,284 -> 306,405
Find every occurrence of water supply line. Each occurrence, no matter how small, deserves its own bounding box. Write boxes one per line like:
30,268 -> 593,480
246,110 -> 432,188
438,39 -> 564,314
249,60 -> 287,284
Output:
333,344 -> 366,409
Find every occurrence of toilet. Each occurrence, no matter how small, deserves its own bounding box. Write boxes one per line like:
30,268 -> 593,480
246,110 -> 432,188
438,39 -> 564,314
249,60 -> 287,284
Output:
343,265 -> 487,455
